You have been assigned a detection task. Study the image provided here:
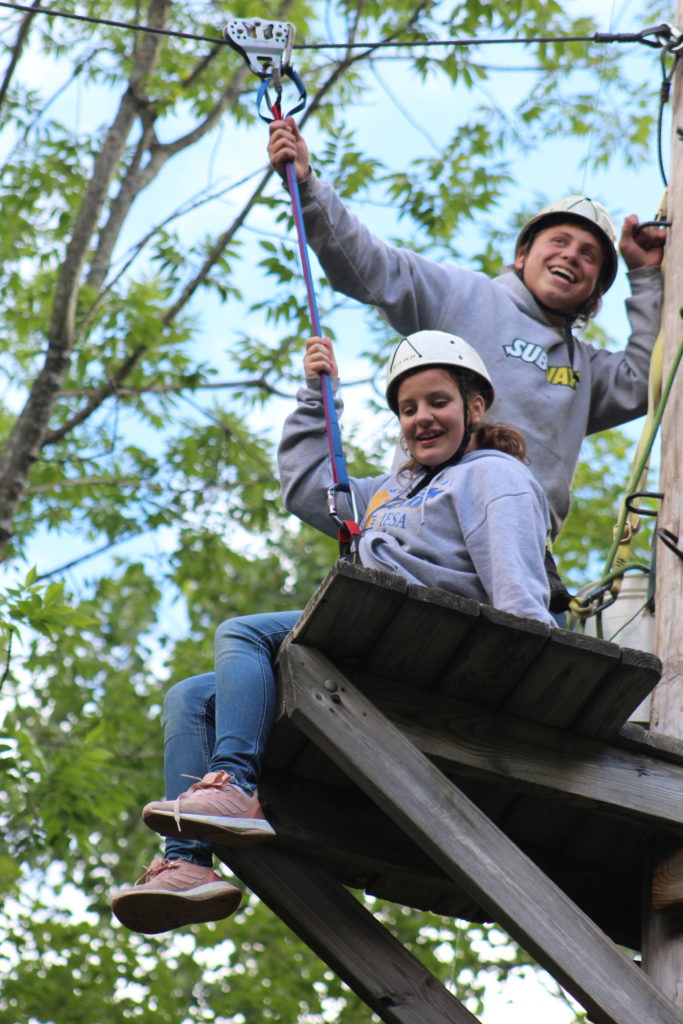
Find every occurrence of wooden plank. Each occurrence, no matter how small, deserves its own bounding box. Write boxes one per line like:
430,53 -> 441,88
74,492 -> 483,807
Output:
353,675 -> 683,835
648,13 -> 683,1000
450,773 -> 521,828
435,604 -> 549,706
215,844 -> 481,1024
573,646 -> 662,740
502,628 -> 620,728
618,723 -> 683,766
279,643 -> 683,1024
363,583 -> 480,684
289,560 -> 407,658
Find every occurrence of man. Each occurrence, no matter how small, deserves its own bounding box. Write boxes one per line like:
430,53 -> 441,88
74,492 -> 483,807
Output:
268,118 -> 666,538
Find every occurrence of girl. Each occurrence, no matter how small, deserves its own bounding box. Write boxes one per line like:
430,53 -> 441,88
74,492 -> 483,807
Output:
110,330 -> 554,935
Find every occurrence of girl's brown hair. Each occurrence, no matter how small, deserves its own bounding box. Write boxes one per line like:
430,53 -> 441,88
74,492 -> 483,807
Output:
472,422 -> 528,463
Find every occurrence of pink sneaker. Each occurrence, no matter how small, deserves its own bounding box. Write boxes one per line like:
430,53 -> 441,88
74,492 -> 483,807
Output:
109,856 -> 242,934
142,770 -> 275,845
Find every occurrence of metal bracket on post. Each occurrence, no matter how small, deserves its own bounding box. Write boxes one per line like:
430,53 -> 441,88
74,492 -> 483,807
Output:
223,17 -> 296,81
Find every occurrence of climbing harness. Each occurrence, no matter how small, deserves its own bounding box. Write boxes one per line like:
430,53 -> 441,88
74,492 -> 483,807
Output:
224,17 -> 361,557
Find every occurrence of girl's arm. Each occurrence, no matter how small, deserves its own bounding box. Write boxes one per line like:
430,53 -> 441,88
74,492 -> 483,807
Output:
459,456 -> 555,626
278,338 -> 349,539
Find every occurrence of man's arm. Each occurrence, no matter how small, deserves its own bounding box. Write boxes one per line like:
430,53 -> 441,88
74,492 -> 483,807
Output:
268,119 -> 464,335
583,215 -> 666,434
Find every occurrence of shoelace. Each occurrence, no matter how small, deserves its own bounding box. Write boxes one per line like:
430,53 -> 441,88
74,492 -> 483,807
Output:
173,771 -> 234,827
135,858 -> 180,885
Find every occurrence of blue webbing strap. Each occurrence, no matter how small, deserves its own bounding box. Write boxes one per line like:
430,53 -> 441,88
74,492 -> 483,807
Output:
258,70 -> 361,554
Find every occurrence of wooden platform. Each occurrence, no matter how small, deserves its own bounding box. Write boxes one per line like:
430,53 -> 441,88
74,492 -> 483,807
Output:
217,561 -> 683,1024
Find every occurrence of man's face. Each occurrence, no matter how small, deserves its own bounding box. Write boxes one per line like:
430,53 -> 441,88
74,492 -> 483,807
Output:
514,222 -> 604,317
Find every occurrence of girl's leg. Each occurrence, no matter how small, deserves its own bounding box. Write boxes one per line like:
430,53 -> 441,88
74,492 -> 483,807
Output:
140,611 -> 301,847
162,672 -> 216,866
210,610 -> 302,791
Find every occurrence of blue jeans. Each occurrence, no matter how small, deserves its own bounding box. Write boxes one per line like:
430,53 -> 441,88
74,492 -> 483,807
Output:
161,610 -> 301,865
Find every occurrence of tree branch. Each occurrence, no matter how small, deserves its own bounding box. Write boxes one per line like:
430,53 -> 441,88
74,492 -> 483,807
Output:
84,65 -> 255,294
35,3 -> 430,461
0,0 -> 40,118
55,376 -> 287,399
0,1 -> 172,551
25,476 -> 143,494
79,170 -> 264,336
33,530 -> 143,581
40,342 -> 147,447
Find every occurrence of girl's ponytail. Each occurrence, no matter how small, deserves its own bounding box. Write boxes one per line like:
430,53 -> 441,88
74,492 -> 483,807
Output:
473,423 -> 528,464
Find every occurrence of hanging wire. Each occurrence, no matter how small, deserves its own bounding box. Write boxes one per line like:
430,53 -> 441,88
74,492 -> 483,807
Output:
0,2 -> 681,55
655,38 -> 683,186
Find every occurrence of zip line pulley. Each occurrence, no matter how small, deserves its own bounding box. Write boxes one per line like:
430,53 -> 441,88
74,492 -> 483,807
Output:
223,16 -> 361,557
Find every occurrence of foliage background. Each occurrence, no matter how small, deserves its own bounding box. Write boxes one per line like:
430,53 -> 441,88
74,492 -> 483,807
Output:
0,0 -> 670,1021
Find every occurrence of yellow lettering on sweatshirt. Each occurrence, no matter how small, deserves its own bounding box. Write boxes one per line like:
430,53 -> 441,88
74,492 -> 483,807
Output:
546,365 -> 579,389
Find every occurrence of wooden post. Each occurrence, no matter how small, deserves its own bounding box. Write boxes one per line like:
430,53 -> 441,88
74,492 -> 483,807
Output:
644,0 -> 683,1001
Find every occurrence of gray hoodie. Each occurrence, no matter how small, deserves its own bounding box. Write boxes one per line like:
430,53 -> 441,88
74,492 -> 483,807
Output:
298,175 -> 662,537
278,379 -> 555,627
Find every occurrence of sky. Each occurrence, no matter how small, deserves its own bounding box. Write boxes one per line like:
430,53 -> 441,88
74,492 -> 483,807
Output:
0,2 -> 673,1021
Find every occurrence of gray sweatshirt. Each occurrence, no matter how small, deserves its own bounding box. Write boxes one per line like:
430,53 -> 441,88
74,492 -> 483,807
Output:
298,175 -> 662,537
278,379 -> 555,627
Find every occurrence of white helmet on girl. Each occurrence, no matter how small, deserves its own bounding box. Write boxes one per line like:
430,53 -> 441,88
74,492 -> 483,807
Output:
515,195 -> 619,292
386,330 -> 494,413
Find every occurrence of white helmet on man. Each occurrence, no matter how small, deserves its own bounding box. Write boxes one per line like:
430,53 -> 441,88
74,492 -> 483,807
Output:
386,330 -> 494,413
515,195 -> 619,292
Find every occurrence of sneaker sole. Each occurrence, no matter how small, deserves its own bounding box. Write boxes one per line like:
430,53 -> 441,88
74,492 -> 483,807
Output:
111,882 -> 242,934
143,808 -> 276,845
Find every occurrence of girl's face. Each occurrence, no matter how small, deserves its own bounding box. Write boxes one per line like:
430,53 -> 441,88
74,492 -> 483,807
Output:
397,368 -> 485,467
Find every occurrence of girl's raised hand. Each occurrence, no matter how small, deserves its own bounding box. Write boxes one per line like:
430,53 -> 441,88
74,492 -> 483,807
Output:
303,336 -> 338,378
267,118 -> 311,182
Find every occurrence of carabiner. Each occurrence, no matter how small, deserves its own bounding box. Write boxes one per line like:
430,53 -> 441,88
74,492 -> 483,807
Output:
257,66 -> 307,122
327,483 -> 362,558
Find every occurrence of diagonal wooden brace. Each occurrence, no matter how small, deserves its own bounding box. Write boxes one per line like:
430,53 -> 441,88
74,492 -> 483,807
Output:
216,843 -> 480,1024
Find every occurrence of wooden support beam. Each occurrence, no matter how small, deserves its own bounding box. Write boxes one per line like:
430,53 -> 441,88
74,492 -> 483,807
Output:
356,676 -> 683,834
646,0 -> 683,997
279,642 -> 683,1024
215,844 -> 480,1024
